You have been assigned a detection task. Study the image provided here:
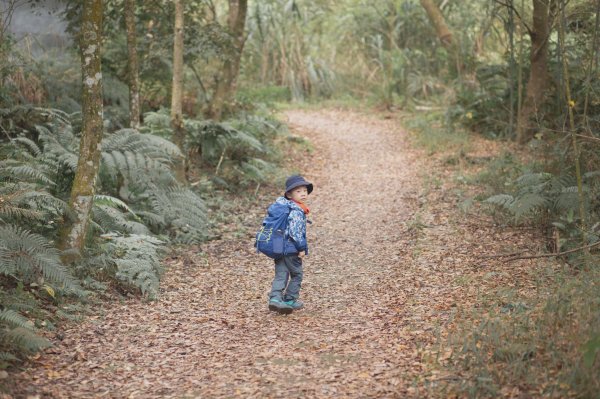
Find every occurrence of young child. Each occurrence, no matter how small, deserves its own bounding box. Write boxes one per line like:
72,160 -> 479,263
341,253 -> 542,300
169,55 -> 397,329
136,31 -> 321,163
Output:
267,175 -> 313,314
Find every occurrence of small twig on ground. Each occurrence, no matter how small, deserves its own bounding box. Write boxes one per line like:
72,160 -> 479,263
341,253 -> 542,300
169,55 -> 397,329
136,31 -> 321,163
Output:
575,133 -> 600,144
501,241 -> 600,262
479,250 -> 530,259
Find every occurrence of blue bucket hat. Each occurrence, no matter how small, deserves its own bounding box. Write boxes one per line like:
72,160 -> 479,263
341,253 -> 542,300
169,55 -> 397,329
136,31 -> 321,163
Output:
284,175 -> 313,195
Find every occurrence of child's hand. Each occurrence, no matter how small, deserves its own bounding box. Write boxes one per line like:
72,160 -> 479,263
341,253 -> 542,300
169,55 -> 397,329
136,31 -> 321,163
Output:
298,251 -> 305,258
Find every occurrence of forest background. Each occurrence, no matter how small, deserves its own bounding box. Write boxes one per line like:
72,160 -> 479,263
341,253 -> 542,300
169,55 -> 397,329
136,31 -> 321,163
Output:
0,0 -> 599,396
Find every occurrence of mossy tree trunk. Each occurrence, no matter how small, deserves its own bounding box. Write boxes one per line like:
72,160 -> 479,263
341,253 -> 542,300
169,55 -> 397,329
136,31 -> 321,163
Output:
419,0 -> 453,47
125,0 -> 140,129
517,0 -> 551,143
60,0 -> 104,260
419,0 -> 461,74
170,0 -> 186,182
205,0 -> 248,121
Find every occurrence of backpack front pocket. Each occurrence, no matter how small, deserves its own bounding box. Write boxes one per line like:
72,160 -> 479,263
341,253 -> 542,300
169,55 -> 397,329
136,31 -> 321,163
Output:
272,229 -> 285,255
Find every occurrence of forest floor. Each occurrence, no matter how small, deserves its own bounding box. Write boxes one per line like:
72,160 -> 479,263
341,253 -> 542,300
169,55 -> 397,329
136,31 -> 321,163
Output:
8,109 -> 551,398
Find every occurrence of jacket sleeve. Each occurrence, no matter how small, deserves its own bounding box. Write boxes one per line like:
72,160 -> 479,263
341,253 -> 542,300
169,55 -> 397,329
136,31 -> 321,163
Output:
287,209 -> 308,253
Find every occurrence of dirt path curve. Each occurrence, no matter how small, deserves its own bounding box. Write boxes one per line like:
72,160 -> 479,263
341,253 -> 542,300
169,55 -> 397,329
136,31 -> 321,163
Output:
15,110 -> 451,398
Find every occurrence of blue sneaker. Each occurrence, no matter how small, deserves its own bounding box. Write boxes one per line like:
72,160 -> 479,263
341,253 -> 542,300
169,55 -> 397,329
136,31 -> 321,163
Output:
284,299 -> 304,310
268,298 -> 293,314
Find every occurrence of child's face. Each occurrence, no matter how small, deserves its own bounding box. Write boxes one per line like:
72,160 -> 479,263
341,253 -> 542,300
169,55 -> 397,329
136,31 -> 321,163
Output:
287,186 -> 308,203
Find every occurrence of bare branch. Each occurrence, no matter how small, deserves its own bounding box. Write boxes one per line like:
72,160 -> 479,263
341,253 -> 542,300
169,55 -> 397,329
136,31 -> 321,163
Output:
492,0 -> 533,35
503,241 -> 600,262
575,133 -> 600,144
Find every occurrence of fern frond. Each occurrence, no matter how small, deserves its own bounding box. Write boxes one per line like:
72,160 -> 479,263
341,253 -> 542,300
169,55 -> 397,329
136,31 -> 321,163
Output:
485,194 -> 515,209
135,211 -> 166,229
239,158 -> 274,183
0,162 -> 55,185
94,195 -> 137,216
554,186 -> 589,213
230,126 -> 264,153
92,204 -> 149,235
36,124 -> 79,171
0,225 -> 80,291
0,309 -> 31,330
515,172 -> 552,190
0,352 -> 18,362
13,137 -> 41,156
0,207 -> 44,222
511,193 -> 549,219
4,327 -> 51,353
104,234 -> 164,299
141,111 -> 171,129
102,129 -> 182,160
21,190 -> 68,214
583,170 -> 600,180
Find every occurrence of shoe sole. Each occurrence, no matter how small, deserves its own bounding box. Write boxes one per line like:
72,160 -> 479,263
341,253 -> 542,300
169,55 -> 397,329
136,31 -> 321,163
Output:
268,303 -> 293,314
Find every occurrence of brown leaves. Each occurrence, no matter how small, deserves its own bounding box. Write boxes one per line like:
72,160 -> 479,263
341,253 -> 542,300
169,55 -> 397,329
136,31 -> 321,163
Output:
8,109 -> 538,398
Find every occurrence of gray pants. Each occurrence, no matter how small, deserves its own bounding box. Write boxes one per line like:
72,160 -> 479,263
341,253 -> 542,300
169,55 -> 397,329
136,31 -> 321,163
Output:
269,255 -> 303,301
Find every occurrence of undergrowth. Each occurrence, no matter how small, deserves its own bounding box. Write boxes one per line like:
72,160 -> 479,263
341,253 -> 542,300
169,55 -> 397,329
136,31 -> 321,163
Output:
0,103 -> 289,369
438,262 -> 599,398
411,110 -> 600,397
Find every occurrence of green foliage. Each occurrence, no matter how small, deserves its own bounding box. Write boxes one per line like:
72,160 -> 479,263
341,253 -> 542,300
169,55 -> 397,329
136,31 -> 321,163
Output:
404,111 -> 471,155
95,234 -> 164,299
440,263 -> 600,398
244,0 -> 336,100
0,225 -> 80,292
448,64 -> 513,138
142,109 -> 283,188
485,170 -> 598,251
237,85 -> 292,105
0,309 -> 51,365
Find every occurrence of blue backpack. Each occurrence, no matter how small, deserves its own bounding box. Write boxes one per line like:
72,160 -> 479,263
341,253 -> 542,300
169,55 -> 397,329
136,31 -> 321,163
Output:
255,202 -> 291,259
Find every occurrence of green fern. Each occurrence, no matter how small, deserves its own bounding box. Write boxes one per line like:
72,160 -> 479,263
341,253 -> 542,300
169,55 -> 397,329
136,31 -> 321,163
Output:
0,185 -> 44,222
0,225 -> 80,292
139,185 -> 208,243
487,172 -> 566,220
511,193 -> 549,220
94,195 -> 137,216
485,170 -> 597,252
187,120 -> 264,163
103,234 -> 164,299
0,352 -> 18,362
0,309 -> 51,358
4,327 -> 51,353
485,194 -> 515,209
92,202 -> 150,236
13,136 -> 42,157
36,124 -> 79,172
0,309 -> 30,329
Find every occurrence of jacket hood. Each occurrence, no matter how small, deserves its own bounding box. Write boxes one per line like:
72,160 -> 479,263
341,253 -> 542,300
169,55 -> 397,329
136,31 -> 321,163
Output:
275,196 -> 303,212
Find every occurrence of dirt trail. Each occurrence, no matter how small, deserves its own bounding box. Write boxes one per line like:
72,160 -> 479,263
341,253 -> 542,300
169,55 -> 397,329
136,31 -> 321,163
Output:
14,110 -> 456,398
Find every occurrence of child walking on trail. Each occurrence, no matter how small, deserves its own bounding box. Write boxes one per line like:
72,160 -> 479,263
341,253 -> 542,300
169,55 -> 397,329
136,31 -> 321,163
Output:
267,175 -> 313,314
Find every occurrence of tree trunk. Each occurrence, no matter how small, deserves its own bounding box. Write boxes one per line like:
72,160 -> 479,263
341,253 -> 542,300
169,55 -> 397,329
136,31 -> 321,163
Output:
60,0 -> 104,260
419,0 -> 461,74
125,0 -> 140,129
205,0 -> 248,121
170,0 -> 186,182
419,0 -> 453,47
516,0 -> 551,143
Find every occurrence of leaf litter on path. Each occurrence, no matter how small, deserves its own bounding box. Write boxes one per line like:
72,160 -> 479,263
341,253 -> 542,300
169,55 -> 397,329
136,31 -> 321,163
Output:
9,109 -> 549,398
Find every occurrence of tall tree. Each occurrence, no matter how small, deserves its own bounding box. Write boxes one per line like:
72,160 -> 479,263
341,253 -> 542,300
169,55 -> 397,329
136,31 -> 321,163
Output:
516,0 -> 552,143
170,0 -> 186,182
60,0 -> 104,258
125,0 -> 140,129
205,0 -> 248,120
419,0 -> 461,74
419,0 -> 453,47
